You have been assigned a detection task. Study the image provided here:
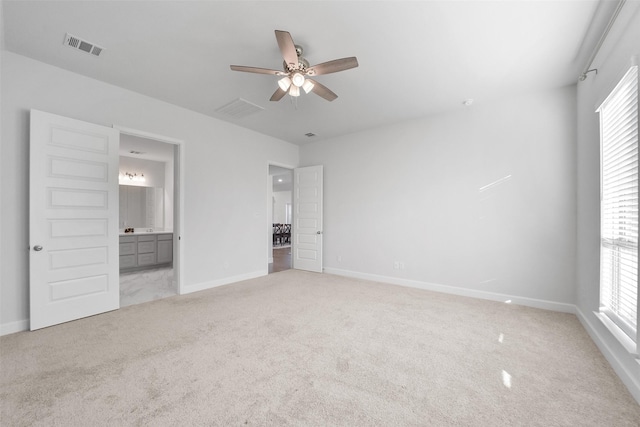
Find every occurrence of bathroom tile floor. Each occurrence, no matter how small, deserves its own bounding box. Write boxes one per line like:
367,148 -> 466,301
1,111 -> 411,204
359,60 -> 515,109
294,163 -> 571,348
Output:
120,267 -> 176,307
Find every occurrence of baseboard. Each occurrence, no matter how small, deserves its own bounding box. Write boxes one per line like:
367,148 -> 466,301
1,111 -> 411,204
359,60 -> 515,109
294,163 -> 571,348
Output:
323,267 -> 576,313
1,270 -> 268,336
1,319 -> 29,336
181,269 -> 268,295
575,307 -> 640,404
324,266 -> 640,404
4,268 -> 638,403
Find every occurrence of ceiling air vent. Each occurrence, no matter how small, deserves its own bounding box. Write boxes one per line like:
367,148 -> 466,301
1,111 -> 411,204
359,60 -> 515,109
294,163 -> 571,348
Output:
63,33 -> 104,57
216,98 -> 264,119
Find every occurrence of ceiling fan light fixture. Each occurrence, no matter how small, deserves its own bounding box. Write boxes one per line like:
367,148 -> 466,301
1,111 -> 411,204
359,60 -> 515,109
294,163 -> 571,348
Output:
302,79 -> 315,94
289,85 -> 300,97
291,72 -> 305,87
278,76 -> 292,91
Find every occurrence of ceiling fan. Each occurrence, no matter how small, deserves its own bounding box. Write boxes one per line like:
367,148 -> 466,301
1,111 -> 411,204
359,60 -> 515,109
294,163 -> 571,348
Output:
230,30 -> 358,102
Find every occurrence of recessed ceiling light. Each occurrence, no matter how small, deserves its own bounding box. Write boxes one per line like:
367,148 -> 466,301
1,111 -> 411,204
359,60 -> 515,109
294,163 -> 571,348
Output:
463,99 -> 474,106
278,179 -> 283,182
305,132 -> 316,137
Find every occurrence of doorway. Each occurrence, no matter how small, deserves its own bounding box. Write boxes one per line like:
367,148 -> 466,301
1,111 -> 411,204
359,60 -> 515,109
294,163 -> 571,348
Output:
269,165 -> 293,273
28,111 -> 185,330
116,128 -> 183,306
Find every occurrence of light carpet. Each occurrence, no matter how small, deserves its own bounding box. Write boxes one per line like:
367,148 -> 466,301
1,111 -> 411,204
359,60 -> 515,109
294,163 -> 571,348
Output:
1,270 -> 638,426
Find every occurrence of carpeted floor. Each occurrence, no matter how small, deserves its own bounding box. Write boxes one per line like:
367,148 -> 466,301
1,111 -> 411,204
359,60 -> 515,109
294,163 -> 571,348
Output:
1,270 -> 638,426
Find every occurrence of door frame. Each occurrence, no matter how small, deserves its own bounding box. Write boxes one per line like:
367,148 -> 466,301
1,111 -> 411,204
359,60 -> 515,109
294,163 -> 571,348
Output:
267,161 -> 296,267
114,125 -> 185,295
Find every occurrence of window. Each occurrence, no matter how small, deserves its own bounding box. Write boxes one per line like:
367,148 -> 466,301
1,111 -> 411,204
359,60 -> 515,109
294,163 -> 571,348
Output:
598,65 -> 639,351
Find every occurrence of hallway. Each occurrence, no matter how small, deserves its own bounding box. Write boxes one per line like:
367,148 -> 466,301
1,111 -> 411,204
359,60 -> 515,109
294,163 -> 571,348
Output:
269,247 -> 291,274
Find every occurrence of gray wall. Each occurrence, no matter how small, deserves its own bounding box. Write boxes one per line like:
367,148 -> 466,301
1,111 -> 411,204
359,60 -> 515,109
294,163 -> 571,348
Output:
0,51 -> 299,331
301,86 -> 577,308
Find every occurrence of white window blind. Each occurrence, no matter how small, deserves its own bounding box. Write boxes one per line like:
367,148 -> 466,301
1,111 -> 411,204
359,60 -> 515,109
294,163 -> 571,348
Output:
598,65 -> 639,344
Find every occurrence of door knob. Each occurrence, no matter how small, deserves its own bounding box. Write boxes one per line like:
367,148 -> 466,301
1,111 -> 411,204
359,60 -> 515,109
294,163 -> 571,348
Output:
316,231 -> 323,235
33,245 -> 43,251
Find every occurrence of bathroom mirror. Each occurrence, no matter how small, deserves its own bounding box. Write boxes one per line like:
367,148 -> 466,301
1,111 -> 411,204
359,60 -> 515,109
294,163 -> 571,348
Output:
119,185 -> 164,230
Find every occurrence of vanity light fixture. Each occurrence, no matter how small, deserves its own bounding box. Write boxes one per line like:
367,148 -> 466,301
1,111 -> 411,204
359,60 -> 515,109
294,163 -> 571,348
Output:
120,172 -> 146,183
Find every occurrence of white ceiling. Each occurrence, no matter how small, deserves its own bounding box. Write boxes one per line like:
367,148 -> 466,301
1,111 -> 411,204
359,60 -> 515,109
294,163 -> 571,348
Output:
120,134 -> 175,162
2,1 -> 611,146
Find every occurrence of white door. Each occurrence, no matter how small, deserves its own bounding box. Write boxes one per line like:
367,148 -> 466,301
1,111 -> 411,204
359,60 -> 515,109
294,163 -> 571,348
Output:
30,110 -> 120,330
292,165 -> 323,272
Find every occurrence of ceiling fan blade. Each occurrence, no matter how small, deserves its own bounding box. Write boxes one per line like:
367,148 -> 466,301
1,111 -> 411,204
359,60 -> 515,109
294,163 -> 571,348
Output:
308,79 -> 338,102
270,87 -> 287,102
307,57 -> 359,76
230,65 -> 285,75
275,30 -> 298,69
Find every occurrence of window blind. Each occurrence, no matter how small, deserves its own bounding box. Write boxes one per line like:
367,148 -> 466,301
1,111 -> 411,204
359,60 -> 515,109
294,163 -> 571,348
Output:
599,65 -> 639,343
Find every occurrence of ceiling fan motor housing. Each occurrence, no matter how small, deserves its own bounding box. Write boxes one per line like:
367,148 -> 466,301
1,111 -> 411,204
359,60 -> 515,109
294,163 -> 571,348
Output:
283,56 -> 309,72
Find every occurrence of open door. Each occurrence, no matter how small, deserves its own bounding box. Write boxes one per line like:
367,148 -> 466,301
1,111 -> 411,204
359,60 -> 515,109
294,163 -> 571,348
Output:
29,110 -> 120,330
292,165 -> 323,272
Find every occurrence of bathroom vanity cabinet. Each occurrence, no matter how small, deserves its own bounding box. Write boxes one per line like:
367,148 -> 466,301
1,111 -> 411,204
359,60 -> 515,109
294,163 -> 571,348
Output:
119,233 -> 173,272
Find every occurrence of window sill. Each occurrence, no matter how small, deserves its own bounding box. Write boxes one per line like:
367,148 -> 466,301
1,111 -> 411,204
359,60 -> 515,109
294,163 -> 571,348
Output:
594,311 -> 638,356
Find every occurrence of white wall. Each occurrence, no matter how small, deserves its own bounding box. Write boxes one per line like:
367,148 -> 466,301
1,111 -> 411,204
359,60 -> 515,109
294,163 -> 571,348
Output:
575,2 -> 640,403
272,191 -> 291,224
301,85 -> 577,308
0,51 -> 298,331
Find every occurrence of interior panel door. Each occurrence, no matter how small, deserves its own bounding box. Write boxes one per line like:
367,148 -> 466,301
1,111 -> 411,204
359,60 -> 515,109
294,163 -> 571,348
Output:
29,109 -> 120,330
292,165 -> 323,272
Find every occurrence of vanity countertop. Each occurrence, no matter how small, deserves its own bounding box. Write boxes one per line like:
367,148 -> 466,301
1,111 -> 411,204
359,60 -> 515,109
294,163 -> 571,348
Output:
119,230 -> 173,236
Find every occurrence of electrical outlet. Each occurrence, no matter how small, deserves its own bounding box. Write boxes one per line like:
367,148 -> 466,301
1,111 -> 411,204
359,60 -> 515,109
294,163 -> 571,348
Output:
399,262 -> 405,270
337,255 -> 342,263
223,261 -> 230,269
394,261 -> 400,270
